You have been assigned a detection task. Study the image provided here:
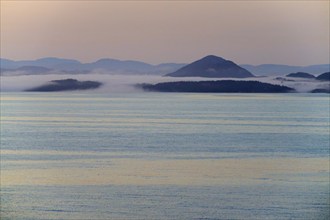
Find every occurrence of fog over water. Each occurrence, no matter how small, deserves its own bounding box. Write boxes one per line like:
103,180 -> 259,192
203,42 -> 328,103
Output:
1,72 -> 329,93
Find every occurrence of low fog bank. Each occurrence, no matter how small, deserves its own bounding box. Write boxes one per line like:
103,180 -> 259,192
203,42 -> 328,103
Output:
243,77 -> 329,93
1,73 -> 328,93
0,74 -> 160,92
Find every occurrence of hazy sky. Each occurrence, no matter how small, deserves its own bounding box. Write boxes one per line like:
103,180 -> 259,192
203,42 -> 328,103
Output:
1,1 -> 329,65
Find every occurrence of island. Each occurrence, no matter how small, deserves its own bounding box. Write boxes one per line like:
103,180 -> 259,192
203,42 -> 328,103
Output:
286,72 -> 315,79
316,72 -> 330,81
25,78 -> 102,92
310,88 -> 330,93
138,80 -> 294,93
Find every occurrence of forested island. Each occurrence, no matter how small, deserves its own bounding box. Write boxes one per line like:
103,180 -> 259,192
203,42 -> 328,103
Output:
25,79 -> 102,92
138,80 -> 294,93
316,72 -> 330,81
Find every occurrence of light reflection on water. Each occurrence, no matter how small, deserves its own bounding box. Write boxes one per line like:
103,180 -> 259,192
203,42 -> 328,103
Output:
1,92 -> 329,219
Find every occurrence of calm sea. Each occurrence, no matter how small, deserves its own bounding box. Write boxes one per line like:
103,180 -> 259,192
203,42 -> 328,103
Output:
1,92 -> 329,219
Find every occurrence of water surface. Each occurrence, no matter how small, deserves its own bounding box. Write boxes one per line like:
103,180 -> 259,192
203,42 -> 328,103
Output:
1,92 -> 329,219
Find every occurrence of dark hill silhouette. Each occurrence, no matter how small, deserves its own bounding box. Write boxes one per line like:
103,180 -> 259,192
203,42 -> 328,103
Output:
286,72 -> 315,79
166,55 -> 254,78
316,72 -> 330,81
139,80 -> 294,93
25,79 -> 102,92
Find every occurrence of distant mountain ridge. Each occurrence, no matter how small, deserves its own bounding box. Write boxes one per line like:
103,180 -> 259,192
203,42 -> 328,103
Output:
1,66 -> 53,75
0,57 -> 185,75
0,57 -> 81,69
241,64 -> 330,76
166,55 -> 254,78
1,57 -> 329,76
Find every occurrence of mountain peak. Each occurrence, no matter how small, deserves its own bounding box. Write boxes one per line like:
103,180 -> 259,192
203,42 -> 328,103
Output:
200,55 -> 226,62
166,55 -> 254,78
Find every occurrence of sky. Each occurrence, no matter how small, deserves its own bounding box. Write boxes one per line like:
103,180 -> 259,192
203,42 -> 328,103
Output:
0,1 -> 329,65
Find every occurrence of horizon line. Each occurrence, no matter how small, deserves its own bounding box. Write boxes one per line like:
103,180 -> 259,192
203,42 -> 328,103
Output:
1,56 -> 329,67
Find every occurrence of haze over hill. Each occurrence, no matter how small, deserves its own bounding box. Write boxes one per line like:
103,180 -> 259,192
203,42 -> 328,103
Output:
166,55 -> 254,78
